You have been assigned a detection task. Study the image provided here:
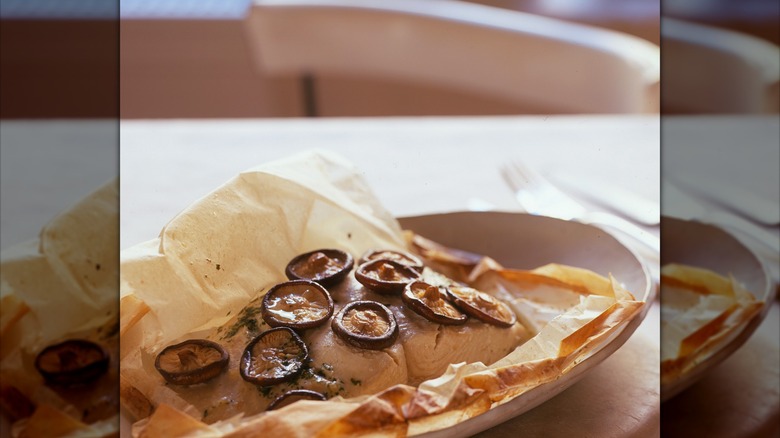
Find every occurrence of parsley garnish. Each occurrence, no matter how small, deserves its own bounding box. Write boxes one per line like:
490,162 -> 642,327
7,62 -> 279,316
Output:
223,306 -> 263,339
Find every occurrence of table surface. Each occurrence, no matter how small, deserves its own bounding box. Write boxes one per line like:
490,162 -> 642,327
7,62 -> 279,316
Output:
119,115 -> 660,248
118,113 -> 779,437
662,116 -> 780,286
662,302 -> 780,438
119,114 -> 662,436
3,115 -> 777,436
0,121 -> 118,249
660,116 -> 780,437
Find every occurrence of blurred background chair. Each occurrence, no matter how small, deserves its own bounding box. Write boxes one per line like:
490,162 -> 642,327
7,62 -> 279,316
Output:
244,0 -> 660,116
661,17 -> 780,114
467,0 -> 659,45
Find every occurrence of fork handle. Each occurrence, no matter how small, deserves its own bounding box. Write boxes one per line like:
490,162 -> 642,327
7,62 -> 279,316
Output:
580,211 -> 660,285
580,211 -> 660,254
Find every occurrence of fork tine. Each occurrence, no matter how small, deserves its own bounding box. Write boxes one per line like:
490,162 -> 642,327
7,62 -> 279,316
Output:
512,161 -> 538,186
500,165 -> 519,192
508,162 -> 523,183
504,163 -> 528,191
501,161 -> 660,262
507,161 -> 529,189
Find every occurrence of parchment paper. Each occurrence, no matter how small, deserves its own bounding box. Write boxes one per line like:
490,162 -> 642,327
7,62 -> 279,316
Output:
660,264 -> 763,386
0,179 -> 119,437
119,151 -> 644,437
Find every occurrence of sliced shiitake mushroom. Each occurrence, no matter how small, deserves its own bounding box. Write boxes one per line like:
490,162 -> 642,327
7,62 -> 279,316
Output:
331,301 -> 398,350
359,249 -> 424,273
402,281 -> 467,325
447,286 -> 517,328
267,389 -> 326,411
261,280 -> 334,330
240,327 -> 309,387
354,259 -> 421,294
155,339 -> 229,386
35,339 -> 109,386
285,249 -> 354,287
0,384 -> 36,420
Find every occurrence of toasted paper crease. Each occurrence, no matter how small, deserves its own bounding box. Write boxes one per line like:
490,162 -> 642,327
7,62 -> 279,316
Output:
0,180 -> 119,437
660,263 -> 763,386
119,151 -> 644,437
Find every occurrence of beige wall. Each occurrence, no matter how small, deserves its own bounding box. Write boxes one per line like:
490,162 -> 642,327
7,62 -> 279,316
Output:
121,20 -> 302,118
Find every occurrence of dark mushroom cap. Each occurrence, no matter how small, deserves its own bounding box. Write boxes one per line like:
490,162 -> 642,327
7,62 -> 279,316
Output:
261,280 -> 334,330
35,339 -> 110,386
446,286 -> 517,328
285,249 -> 354,287
155,339 -> 229,386
402,281 -> 468,325
331,301 -> 399,350
267,389 -> 326,411
240,327 -> 309,386
354,259 -> 421,295
358,249 -> 424,273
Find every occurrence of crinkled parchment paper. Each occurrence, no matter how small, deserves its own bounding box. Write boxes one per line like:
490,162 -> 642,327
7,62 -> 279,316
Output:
660,264 -> 763,387
119,151 -> 644,437
1,179 -> 119,437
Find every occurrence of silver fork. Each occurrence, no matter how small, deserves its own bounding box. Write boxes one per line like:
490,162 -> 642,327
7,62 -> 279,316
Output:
501,162 -> 660,255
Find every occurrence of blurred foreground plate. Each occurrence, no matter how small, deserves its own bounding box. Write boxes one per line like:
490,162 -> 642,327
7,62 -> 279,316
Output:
399,211 -> 653,437
660,216 -> 774,401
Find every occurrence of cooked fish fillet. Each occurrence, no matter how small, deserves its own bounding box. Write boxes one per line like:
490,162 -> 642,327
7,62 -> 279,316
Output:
131,265 -> 530,424
326,270 -> 529,386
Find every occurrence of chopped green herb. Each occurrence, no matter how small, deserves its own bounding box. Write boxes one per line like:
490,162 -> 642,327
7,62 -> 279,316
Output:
223,306 -> 264,339
350,378 -> 362,386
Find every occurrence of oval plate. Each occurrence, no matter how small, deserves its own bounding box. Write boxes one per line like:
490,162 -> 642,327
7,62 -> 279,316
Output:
114,211 -> 653,437
659,216 -> 773,401
399,211 -> 654,437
